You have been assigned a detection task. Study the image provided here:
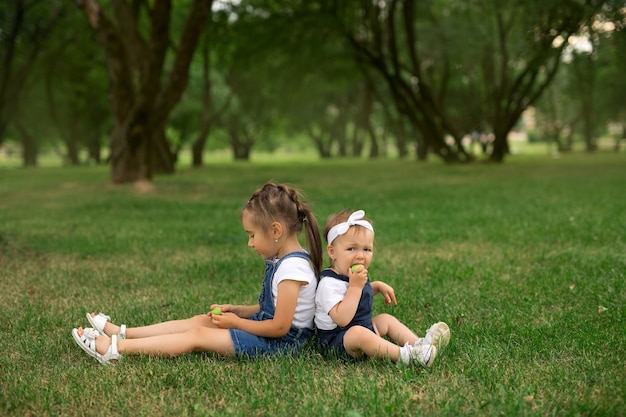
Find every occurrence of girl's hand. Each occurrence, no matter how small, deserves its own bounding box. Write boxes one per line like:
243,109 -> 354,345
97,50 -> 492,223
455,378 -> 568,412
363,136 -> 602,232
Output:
372,281 -> 397,306
208,304 -> 235,316
210,312 -> 239,329
348,265 -> 368,289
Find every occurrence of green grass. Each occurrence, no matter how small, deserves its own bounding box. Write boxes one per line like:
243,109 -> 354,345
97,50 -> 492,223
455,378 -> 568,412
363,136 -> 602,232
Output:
0,152 -> 624,416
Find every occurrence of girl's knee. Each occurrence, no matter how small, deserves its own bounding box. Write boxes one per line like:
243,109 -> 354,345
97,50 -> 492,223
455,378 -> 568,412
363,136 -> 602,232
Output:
185,326 -> 207,338
374,313 -> 395,321
344,326 -> 381,356
190,314 -> 213,327
345,325 -> 376,342
372,313 -> 398,326
185,327 -> 233,355
184,327 -> 213,350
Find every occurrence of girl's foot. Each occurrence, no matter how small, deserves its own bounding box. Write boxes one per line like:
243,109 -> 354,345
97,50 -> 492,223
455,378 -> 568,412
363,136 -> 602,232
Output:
400,341 -> 437,367
76,327 -> 111,355
72,327 -> 122,365
87,312 -> 126,338
412,322 -> 450,352
425,322 -> 450,349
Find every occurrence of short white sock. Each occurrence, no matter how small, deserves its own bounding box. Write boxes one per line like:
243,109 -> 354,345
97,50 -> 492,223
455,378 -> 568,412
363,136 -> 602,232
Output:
399,343 -> 411,365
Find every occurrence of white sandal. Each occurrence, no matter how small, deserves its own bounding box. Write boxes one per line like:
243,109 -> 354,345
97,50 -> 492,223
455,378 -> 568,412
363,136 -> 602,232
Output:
86,312 -> 126,339
72,327 -> 122,365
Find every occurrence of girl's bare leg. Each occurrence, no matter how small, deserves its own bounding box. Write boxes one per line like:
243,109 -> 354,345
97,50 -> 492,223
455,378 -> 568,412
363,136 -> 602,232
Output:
372,313 -> 419,346
77,326 -> 235,357
342,325 -> 402,362
89,313 -> 216,339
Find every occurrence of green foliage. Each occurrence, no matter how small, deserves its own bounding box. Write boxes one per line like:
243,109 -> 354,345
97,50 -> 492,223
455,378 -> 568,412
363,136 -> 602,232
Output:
526,130 -> 546,143
0,154 -> 625,416
4,0 -> 625,167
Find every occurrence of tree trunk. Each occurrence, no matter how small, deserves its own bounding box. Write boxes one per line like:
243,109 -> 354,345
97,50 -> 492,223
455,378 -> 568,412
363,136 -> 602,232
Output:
416,141 -> 428,161
352,128 -> 363,157
335,108 -> 348,157
226,119 -> 254,161
582,99 -> 596,152
192,135 -> 208,167
1,0 -> 63,158
396,132 -> 408,158
308,127 -> 332,158
15,119 -> 37,166
230,129 -> 251,161
110,123 -> 149,183
407,119 -> 428,161
380,100 -> 409,158
490,130 -> 510,163
360,82 -> 379,159
234,146 -> 250,160
153,130 -> 175,174
88,133 -> 102,164
191,33 -> 213,168
66,132 -> 80,165
77,0 -> 212,184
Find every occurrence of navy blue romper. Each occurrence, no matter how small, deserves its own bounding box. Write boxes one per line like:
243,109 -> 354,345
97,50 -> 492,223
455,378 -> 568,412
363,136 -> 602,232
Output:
317,268 -> 375,356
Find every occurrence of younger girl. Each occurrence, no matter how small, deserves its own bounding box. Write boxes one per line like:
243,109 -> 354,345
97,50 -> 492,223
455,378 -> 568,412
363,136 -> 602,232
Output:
314,209 -> 450,367
72,182 -> 323,364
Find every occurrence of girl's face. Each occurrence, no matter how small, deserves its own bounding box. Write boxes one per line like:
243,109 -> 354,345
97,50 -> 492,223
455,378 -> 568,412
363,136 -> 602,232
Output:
327,226 -> 374,276
241,210 -> 276,259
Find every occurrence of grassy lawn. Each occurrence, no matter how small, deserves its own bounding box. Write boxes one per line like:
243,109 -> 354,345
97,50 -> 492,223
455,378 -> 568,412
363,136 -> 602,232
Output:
0,152 -> 624,416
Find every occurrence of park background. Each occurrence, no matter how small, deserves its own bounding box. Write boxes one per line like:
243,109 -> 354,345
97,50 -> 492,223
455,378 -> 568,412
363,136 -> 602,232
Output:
1,1 -> 625,416
2,1 -> 626,174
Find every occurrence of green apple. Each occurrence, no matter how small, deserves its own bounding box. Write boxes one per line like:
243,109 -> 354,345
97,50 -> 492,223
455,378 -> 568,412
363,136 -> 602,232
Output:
210,307 -> 222,316
351,264 -> 363,273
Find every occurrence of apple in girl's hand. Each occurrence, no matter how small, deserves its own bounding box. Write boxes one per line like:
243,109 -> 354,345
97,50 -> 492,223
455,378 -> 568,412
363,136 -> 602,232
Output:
210,307 -> 222,316
351,264 -> 364,273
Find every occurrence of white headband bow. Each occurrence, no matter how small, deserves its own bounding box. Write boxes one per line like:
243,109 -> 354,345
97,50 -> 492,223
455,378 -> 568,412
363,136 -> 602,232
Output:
327,210 -> 374,244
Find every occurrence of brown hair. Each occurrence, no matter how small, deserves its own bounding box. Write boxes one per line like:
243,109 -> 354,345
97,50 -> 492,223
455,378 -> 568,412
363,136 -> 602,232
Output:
324,209 -> 374,244
243,182 -> 322,276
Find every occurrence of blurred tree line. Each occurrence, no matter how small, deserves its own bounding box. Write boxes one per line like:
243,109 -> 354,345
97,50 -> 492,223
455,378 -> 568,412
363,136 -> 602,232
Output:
1,0 -> 624,183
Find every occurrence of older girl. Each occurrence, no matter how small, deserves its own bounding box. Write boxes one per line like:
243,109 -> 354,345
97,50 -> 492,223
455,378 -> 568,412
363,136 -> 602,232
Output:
73,182 -> 322,364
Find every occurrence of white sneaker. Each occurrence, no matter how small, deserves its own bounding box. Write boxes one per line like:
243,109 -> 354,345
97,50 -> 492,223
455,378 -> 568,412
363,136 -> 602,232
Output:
424,322 -> 450,350
408,341 -> 437,367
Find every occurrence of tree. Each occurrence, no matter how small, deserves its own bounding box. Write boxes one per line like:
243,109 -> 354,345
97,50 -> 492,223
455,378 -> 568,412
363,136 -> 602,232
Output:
331,0 -> 472,162
594,5 -> 626,149
190,32 -> 214,167
533,70 -> 579,152
39,8 -> 110,165
329,0 -> 608,163
76,0 -> 212,183
0,0 -> 65,165
476,0 -> 606,161
533,4 -> 626,153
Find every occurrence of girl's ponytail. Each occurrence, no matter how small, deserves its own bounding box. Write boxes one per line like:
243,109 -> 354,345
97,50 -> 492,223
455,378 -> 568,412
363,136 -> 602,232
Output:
244,182 -> 322,276
298,204 -> 322,277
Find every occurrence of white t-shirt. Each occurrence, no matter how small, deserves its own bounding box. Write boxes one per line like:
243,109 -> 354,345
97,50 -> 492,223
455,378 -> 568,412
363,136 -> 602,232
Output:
314,276 -> 349,330
271,256 -> 317,329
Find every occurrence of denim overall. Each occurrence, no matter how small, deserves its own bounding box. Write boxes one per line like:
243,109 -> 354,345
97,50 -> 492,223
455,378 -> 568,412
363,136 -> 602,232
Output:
316,268 -> 375,354
229,251 -> 314,357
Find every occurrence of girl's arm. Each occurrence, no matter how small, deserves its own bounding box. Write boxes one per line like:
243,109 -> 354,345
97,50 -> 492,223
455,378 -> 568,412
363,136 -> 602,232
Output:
231,304 -> 260,318
329,267 -> 367,327
328,285 -> 362,328
210,304 -> 259,318
371,281 -> 397,306
211,280 -> 302,337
